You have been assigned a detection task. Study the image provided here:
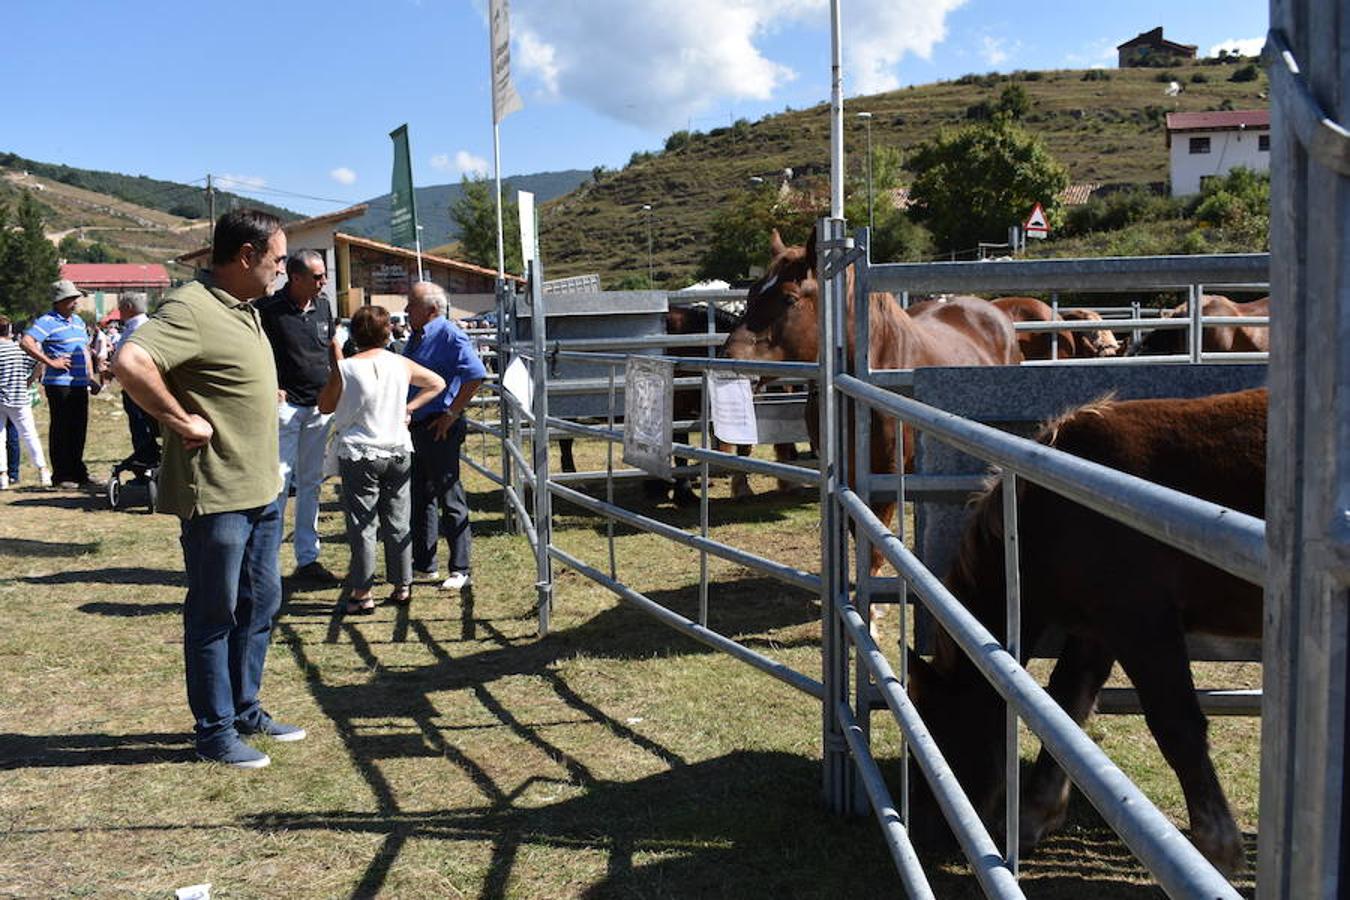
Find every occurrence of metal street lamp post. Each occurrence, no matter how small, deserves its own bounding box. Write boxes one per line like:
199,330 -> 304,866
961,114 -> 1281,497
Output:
641,203 -> 653,287
856,111 -> 874,234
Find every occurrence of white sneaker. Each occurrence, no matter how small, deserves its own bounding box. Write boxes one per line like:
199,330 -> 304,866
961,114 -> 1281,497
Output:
412,568 -> 440,582
38,468 -> 52,488
440,571 -> 471,591
0,475 -> 8,490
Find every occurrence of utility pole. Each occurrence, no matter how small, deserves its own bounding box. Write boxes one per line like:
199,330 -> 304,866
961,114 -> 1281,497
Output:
206,174 -> 215,254
642,203 -> 653,287
856,112 -> 874,234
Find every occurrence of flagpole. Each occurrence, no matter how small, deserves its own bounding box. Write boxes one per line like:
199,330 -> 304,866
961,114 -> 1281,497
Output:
493,122 -> 505,281
829,0 -> 844,219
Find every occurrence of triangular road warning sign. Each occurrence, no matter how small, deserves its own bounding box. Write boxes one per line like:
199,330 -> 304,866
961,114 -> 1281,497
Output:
1025,202 -> 1050,235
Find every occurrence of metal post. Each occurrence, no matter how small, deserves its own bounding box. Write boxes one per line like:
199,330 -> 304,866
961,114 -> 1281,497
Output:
852,226 -> 873,814
1050,292 -> 1060,361
414,224 -> 425,282
828,0 -> 845,220
206,174 -> 215,248
819,215 -> 854,814
1257,11 -> 1350,896
1002,474 -> 1022,875
699,298 -> 713,627
642,204 -> 653,287
1189,284 -> 1204,363
496,278 -> 515,534
528,256 -> 554,636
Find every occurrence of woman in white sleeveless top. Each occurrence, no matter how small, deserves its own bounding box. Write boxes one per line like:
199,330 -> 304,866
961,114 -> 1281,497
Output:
318,306 -> 445,614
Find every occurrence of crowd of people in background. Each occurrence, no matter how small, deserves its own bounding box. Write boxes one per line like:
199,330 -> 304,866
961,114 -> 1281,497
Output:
2,209 -> 489,771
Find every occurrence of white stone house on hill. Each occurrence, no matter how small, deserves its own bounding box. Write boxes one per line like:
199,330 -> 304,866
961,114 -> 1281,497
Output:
1165,109 -> 1270,196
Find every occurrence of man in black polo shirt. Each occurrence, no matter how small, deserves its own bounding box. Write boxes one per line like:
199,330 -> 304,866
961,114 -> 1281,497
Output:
259,249 -> 339,583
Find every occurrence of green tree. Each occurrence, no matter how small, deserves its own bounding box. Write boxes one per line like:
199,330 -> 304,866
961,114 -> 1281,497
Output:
450,175 -> 522,275
846,146 -> 933,262
0,192 -> 60,316
697,182 -> 814,281
906,119 -> 1069,255
996,83 -> 1031,120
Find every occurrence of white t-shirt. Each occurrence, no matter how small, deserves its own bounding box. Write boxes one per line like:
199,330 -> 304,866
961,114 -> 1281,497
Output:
330,351 -> 412,460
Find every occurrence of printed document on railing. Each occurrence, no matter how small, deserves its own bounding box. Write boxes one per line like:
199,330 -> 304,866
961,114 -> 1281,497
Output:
710,375 -> 758,446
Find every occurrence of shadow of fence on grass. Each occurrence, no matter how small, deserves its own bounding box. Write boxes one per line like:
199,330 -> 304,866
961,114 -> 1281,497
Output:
0,731 -> 194,768
25,566 -> 185,588
0,537 -> 102,557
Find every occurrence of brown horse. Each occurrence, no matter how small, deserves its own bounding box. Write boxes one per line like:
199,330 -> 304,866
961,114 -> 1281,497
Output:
722,227 -> 1019,617
991,297 -> 1075,360
665,304 -> 802,503
908,388 -> 1266,875
990,298 -> 1122,359
1060,308 -> 1121,357
1130,295 -> 1270,356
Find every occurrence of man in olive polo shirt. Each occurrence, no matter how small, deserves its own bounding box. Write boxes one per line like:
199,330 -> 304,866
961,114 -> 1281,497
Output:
114,209 -> 305,770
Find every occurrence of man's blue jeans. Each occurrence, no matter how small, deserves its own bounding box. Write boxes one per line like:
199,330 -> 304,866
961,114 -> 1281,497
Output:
179,500 -> 282,754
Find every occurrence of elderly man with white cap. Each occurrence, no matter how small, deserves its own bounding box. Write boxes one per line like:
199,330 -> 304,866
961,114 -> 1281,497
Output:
21,279 -> 97,488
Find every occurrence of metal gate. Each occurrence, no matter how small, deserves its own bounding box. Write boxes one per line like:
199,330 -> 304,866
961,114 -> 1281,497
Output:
457,8 -> 1345,895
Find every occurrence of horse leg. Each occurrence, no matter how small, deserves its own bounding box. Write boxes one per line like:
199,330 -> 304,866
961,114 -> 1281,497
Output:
867,500 -> 897,640
1114,624 -> 1245,875
773,442 -> 800,492
1020,635 -> 1115,850
671,429 -> 699,506
729,442 -> 754,498
559,438 -> 577,474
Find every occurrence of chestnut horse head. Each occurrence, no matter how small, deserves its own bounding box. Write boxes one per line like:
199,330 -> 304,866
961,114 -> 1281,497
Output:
723,228 -> 824,364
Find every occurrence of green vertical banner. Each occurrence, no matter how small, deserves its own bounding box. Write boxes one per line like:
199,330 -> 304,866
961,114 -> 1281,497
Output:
389,124 -> 418,248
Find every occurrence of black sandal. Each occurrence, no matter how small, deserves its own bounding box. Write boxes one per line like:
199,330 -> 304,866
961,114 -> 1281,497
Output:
346,596 -> 376,615
388,586 -> 412,606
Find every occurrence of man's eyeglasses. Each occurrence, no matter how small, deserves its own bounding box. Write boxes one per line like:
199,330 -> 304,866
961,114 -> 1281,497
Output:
308,271 -> 328,282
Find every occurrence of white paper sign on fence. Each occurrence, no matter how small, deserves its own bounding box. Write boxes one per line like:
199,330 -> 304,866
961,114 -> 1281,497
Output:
622,357 -> 674,480
501,355 -> 533,407
710,375 -> 759,446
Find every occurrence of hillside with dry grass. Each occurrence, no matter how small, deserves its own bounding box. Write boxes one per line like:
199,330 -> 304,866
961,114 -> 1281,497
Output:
538,60 -> 1270,286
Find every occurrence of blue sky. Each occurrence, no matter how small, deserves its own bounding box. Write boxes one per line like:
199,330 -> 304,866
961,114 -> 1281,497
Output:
1,0 -> 1268,216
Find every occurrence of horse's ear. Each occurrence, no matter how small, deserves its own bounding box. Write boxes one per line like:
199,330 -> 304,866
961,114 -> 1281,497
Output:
769,229 -> 786,257
805,224 -> 818,270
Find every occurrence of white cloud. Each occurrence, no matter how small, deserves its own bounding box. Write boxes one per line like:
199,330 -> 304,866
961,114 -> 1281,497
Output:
431,151 -> 490,177
217,173 -> 266,190
1208,37 -> 1264,58
454,151 -> 490,177
980,35 -> 1020,68
508,0 -> 964,129
329,167 -> 357,185
1062,38 -> 1117,69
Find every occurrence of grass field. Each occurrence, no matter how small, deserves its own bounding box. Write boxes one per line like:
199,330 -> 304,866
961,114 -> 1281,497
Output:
0,390 -> 1260,897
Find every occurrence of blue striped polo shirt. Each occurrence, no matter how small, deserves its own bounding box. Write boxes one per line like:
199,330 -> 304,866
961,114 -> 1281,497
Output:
26,310 -> 91,387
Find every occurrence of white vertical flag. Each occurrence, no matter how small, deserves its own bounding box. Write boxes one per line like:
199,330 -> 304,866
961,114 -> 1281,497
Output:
489,0 -> 523,123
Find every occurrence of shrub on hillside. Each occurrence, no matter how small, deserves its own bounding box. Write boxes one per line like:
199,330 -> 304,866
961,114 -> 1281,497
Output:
1190,72 -> 1210,84
1081,69 -> 1111,81
664,130 -> 693,152
1230,63 -> 1261,82
1155,71 -> 1180,83
1061,187 -> 1185,237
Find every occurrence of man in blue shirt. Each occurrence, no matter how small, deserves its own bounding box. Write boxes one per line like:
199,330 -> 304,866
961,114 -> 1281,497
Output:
403,282 -> 486,591
21,280 -> 96,488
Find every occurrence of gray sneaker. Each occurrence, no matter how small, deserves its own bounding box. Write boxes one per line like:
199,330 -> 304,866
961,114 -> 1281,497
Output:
197,741 -> 271,769
238,713 -> 306,743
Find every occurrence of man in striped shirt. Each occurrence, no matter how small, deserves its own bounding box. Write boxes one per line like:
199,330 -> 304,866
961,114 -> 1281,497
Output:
21,280 -> 96,488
